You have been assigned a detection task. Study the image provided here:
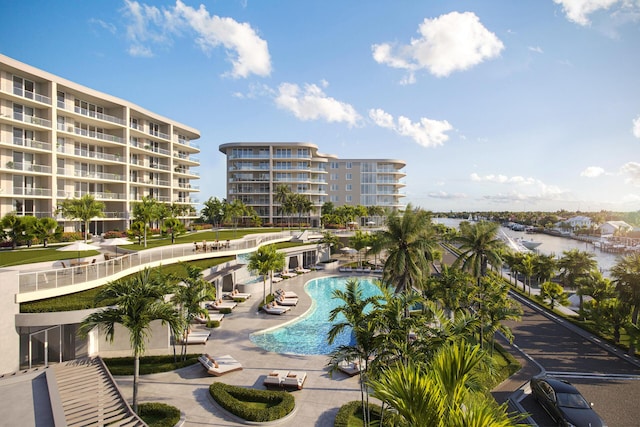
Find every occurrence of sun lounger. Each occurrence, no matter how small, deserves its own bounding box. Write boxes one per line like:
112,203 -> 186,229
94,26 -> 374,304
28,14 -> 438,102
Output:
275,296 -> 298,306
276,289 -> 299,299
271,276 -> 283,283
263,370 -> 289,388
206,300 -> 237,310
262,304 -> 288,315
198,354 -> 243,376
224,290 -> 251,300
181,331 -> 209,344
193,312 -> 224,324
282,371 -> 307,390
295,267 -> 311,274
338,360 -> 361,377
281,272 -> 297,278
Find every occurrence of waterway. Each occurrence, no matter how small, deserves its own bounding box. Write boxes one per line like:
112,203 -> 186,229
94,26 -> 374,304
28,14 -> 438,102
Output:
433,218 -> 620,277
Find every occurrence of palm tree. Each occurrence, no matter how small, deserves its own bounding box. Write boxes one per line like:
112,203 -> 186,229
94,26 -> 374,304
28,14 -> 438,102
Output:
327,278 -> 380,427
131,195 -> 159,248
59,194 -> 105,242
453,220 -> 505,347
247,244 -> 285,305
381,204 -> 438,296
480,276 -> 522,354
368,342 -> 519,427
274,184 -> 291,228
32,217 -> 58,247
426,264 -> 474,319
540,281 -> 569,310
171,264 -> 216,360
320,230 -> 341,256
533,253 -> 557,288
79,269 -> 182,413
1,213 -> 26,249
557,249 -> 597,290
520,252 -> 535,295
610,252 -> 640,354
291,193 -> 313,228
163,217 -> 186,244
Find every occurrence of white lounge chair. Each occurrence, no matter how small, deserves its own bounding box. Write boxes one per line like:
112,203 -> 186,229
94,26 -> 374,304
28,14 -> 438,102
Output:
181,332 -> 209,344
224,290 -> 251,300
193,312 -> 224,324
198,354 -> 243,376
262,304 -> 288,315
275,289 -> 299,299
263,370 -> 289,388
206,300 -> 237,310
338,360 -> 361,377
282,371 -> 307,390
275,296 -> 298,306
271,276 -> 284,283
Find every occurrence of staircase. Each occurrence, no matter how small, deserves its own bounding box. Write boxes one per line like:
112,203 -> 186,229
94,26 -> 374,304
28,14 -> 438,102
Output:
51,357 -> 146,426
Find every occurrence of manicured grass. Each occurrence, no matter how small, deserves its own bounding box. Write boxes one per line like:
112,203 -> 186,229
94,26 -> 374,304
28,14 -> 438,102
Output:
0,247 -> 100,267
208,382 -> 295,422
20,257 -> 234,313
103,354 -> 200,375
138,402 -> 181,427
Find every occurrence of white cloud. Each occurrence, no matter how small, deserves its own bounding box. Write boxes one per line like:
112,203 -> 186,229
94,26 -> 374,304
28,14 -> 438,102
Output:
470,173 -> 567,205
372,11 -> 504,80
428,191 -> 467,200
369,109 -> 453,147
90,18 -> 117,34
580,166 -> 606,177
620,161 -> 640,186
470,173 -> 537,185
121,0 -> 271,78
553,0 -> 621,25
633,115 -> 640,138
275,82 -> 361,126
528,46 -> 544,53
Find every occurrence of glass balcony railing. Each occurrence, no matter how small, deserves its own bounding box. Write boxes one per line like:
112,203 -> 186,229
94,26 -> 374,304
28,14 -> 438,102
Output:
12,137 -> 52,151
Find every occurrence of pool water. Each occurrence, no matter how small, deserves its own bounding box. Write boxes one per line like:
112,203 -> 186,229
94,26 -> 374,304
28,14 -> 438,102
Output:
249,276 -> 381,355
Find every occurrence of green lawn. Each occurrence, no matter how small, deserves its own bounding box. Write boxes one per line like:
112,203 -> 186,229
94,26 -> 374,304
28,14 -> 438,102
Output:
1,227 -> 306,267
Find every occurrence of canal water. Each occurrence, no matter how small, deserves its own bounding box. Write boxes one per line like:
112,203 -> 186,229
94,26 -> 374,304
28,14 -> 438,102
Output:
433,218 -> 620,276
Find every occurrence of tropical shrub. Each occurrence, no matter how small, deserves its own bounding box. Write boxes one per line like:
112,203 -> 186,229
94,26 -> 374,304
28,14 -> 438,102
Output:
206,320 -> 221,328
209,382 -> 294,422
334,401 -> 386,427
104,230 -> 127,238
138,402 -> 181,427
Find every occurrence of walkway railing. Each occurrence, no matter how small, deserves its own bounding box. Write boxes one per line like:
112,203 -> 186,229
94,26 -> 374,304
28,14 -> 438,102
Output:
18,231 -> 294,295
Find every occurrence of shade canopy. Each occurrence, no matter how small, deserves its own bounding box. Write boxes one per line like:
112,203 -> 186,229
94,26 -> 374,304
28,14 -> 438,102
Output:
100,238 -> 133,247
341,247 -> 358,254
57,241 -> 101,252
366,221 -> 376,225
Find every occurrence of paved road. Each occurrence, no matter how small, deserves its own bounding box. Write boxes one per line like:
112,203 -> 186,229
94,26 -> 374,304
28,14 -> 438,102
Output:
503,292 -> 640,426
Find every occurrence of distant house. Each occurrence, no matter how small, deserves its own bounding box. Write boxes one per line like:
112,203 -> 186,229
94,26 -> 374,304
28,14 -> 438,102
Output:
599,221 -> 633,236
567,216 -> 592,229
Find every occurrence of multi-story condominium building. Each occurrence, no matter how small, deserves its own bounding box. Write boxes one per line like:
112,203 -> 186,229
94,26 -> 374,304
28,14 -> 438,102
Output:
0,54 -> 200,234
219,142 -> 405,225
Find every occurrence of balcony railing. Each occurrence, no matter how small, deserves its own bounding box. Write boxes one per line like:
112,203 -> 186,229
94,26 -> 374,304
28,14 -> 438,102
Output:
16,231 -> 295,298
72,149 -> 125,163
11,137 -> 52,151
73,170 -> 125,181
10,187 -> 52,196
5,162 -> 51,173
12,114 -> 52,128
65,126 -> 124,144
71,106 -> 125,125
7,86 -> 52,105
149,130 -> 171,140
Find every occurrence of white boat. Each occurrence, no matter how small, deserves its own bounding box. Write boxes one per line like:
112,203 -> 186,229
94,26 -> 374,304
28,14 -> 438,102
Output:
520,239 -> 542,250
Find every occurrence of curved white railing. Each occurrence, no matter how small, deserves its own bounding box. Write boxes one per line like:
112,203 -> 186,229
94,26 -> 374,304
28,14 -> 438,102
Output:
17,231 -> 295,301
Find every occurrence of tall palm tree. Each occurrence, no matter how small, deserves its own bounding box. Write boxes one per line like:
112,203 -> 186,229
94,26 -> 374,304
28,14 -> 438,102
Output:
59,194 -> 105,242
171,264 -> 216,359
610,252 -> 640,355
453,221 -> 505,346
557,249 -> 597,290
381,204 -> 438,296
79,269 -> 182,413
327,278 -> 380,427
247,244 -> 285,304
131,195 -> 159,247
368,342 -> 519,427
274,184 -> 291,228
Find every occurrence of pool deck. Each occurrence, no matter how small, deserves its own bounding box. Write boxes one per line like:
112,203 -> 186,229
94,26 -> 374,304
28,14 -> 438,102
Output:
112,268 -> 366,426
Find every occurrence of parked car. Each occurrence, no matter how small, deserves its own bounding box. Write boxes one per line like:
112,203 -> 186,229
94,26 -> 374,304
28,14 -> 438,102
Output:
530,376 -> 606,427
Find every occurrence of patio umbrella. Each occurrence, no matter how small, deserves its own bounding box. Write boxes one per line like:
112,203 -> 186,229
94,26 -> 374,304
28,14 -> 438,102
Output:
100,237 -> 133,256
57,241 -> 100,262
341,247 -> 358,255
366,221 -> 376,225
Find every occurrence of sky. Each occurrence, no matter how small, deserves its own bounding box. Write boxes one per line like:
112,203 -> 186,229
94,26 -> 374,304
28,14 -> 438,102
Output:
1,0 -> 639,213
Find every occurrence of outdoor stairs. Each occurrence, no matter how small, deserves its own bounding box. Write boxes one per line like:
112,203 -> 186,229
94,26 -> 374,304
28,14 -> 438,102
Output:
51,357 -> 146,427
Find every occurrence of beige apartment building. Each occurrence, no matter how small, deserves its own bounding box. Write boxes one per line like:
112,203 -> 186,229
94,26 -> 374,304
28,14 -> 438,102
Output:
0,54 -> 200,234
219,142 -> 406,226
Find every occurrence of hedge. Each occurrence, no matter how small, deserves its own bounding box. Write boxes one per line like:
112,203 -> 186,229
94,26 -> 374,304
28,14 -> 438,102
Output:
334,400 -> 387,427
209,382 -> 294,422
138,402 -> 181,427
104,354 -> 200,375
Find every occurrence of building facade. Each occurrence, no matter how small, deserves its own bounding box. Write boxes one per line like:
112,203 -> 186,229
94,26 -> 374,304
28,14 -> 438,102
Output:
0,54 -> 200,233
219,142 -> 405,225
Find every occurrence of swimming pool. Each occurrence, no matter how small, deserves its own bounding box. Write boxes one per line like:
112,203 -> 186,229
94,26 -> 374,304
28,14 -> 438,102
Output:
249,276 -> 381,355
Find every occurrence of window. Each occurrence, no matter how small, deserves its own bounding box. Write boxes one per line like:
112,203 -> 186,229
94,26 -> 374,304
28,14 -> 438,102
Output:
330,162 -> 339,169
346,195 -> 352,202
149,122 -> 160,136
346,184 -> 352,191
330,195 -> 339,202
57,91 -> 66,108
275,148 -> 291,158
298,148 -> 310,158
330,184 -> 339,191
330,173 -> 339,181
346,173 -> 352,180
346,162 -> 352,169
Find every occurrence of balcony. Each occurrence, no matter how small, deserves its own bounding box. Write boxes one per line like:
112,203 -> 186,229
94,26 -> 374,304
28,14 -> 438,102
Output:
132,179 -> 170,187
9,187 -> 52,197
228,153 -> 270,160
11,113 -> 52,128
149,130 -> 170,140
4,161 -> 51,174
11,137 -> 52,151
178,182 -> 199,189
174,152 -> 200,163
176,138 -> 199,149
0,84 -> 52,105
72,106 -> 125,125
73,170 -> 125,181
72,149 -> 124,163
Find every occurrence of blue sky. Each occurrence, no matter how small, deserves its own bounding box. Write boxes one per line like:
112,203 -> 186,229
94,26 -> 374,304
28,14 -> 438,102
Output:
2,0 -> 639,212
